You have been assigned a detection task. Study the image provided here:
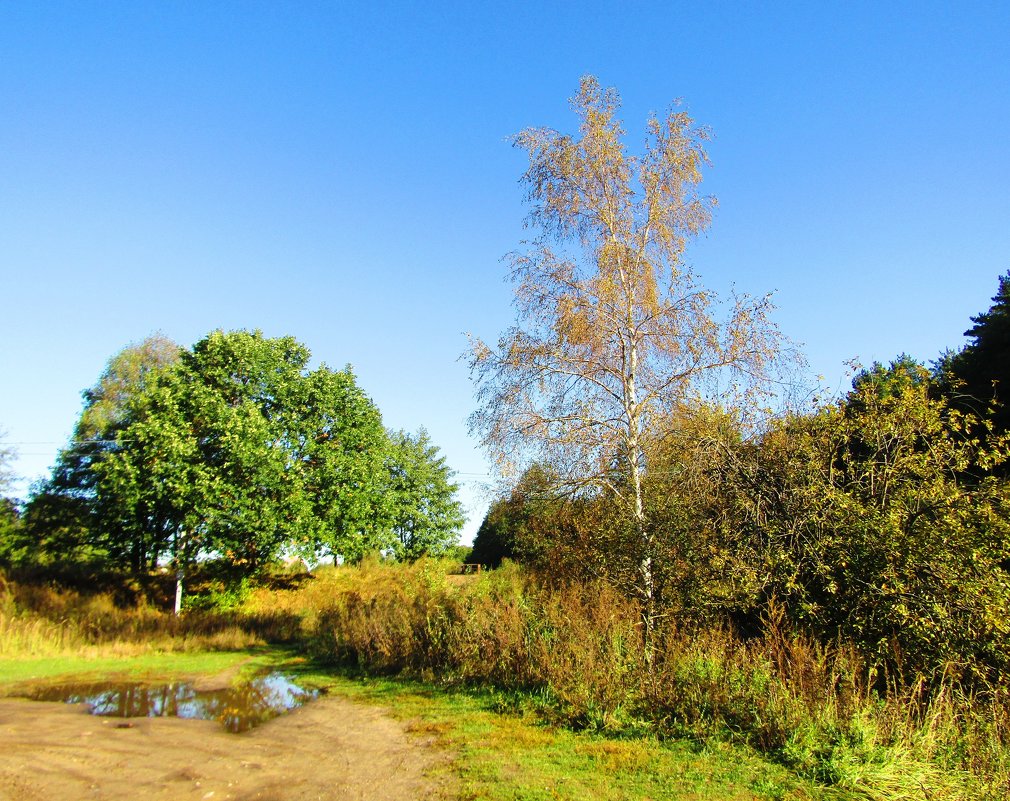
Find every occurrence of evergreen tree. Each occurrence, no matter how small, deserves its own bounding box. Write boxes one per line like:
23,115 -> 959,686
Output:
939,271 -> 1010,435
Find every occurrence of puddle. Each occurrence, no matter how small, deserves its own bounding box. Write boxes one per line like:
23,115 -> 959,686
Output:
20,672 -> 318,733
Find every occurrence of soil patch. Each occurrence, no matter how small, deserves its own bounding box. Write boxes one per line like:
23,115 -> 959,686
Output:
0,692 -> 448,801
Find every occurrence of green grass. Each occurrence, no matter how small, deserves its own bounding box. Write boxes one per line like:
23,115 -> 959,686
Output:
0,647 -> 293,686
291,668 -> 829,801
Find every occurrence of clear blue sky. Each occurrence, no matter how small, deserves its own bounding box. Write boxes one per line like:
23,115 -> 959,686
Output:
2,1 -> 1008,542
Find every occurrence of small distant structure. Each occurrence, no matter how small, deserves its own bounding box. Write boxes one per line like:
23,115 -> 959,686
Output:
459,563 -> 483,575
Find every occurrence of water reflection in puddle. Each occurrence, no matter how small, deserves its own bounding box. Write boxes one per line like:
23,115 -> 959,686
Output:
23,672 -> 318,732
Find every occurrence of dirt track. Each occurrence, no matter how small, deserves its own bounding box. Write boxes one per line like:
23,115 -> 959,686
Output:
0,692 -> 448,801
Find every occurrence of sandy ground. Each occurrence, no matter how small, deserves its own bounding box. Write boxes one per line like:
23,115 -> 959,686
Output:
0,691 -> 449,801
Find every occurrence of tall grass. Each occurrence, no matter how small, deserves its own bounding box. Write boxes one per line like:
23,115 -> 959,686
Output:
260,560 -> 1010,801
0,570 -> 300,658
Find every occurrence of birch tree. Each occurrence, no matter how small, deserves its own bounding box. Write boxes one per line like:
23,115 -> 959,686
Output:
468,76 -> 788,638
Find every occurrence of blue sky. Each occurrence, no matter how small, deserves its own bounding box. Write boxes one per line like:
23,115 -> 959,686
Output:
2,1 -> 1008,541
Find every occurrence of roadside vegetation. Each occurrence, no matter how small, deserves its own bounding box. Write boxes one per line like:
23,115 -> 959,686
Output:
273,561 -> 1010,800
3,560 -> 1010,799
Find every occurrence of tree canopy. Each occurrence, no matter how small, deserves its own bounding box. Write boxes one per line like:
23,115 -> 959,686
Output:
21,330 -> 463,607
383,428 -> 466,561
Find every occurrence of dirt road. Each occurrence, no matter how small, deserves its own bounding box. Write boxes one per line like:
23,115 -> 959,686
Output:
0,692 -> 448,801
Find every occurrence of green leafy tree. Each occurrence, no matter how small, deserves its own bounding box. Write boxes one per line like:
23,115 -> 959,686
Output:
469,464 -> 616,580
90,370 -> 210,608
166,331 -> 320,572
76,334 -> 183,441
0,497 -> 20,561
295,362 -> 391,563
467,467 -> 558,569
28,330 -> 391,610
724,360 -> 1010,682
468,477 -> 548,570
22,336 -> 182,570
468,501 -> 515,569
382,429 -> 465,561
101,331 -> 390,607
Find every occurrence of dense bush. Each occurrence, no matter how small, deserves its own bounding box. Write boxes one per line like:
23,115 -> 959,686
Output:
302,561 -> 644,725
710,363 -> 1010,686
475,361 -> 1010,691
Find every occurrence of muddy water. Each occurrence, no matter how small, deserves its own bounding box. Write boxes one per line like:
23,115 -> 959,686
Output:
22,672 -> 317,732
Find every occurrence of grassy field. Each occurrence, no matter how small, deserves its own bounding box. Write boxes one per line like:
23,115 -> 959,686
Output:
303,670 -> 829,801
0,649 -> 255,684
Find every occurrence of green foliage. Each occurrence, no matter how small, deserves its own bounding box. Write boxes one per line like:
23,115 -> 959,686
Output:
445,544 -> 472,563
182,577 -> 252,613
720,359 -> 1010,683
289,357 -> 390,562
21,335 -> 183,572
469,500 -> 518,569
76,333 -> 182,441
470,466 -> 566,569
10,489 -> 98,566
639,404 -> 755,622
24,330 -> 394,587
0,499 -> 21,565
474,410 -> 756,622
382,428 -> 465,561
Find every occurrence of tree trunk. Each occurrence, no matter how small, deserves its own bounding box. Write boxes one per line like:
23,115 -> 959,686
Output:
173,529 -> 186,616
174,567 -> 184,616
636,502 -> 655,665
625,334 -> 656,662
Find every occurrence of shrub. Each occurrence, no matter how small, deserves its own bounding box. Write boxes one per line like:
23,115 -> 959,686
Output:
289,562 -> 1005,798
